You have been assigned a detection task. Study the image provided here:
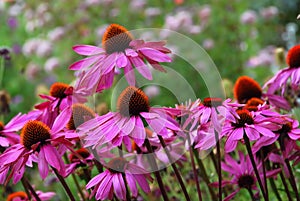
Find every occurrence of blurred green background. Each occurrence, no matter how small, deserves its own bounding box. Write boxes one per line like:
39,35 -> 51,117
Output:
0,0 -> 299,120
1,0 -> 300,200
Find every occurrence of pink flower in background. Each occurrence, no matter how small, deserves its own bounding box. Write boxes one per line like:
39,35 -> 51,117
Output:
0,112 -> 38,147
70,24 -> 171,94
211,152 -> 280,201
0,115 -> 73,184
7,190 -> 56,201
240,10 -> 257,25
264,44 -> 300,95
222,109 -> 279,153
86,157 -> 152,200
252,117 -> 300,153
78,86 -> 180,149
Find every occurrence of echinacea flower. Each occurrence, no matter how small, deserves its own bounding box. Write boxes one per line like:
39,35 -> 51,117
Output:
222,109 -> 279,153
70,24 -> 172,94
7,190 -> 55,201
252,117 -> 300,153
0,112 -> 38,147
86,157 -> 152,200
211,152 -> 280,201
188,98 -> 239,133
234,76 -> 290,110
35,82 -> 85,127
78,86 -> 180,150
264,44 -> 300,95
0,115 -> 73,184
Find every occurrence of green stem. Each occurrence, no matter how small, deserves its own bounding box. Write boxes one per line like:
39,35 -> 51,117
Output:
0,57 -> 5,89
285,159 -> 300,201
214,130 -> 222,201
266,161 -> 282,201
244,135 -> 268,201
279,171 -> 293,201
187,134 -> 202,201
247,187 -> 256,201
144,139 -> 169,201
52,167 -> 76,201
63,154 -> 86,201
22,177 -> 41,201
21,177 -> 32,201
158,135 -> 190,201
194,150 -> 218,201
260,150 -> 268,199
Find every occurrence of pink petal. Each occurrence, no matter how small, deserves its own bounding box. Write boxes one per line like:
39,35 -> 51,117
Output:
130,57 -> 152,80
72,45 -> 103,56
116,53 -> 128,68
126,173 -> 138,197
38,147 -> 49,179
139,48 -> 172,62
86,172 -> 106,189
43,145 -> 64,173
113,173 -> 126,200
124,63 -> 136,86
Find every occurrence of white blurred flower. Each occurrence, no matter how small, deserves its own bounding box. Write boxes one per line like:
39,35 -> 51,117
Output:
22,38 -> 39,57
144,85 -> 160,99
164,11 -> 193,31
48,27 -> 65,41
202,38 -> 214,50
198,5 -> 211,22
145,7 -> 161,17
240,10 -> 257,25
25,62 -> 40,80
260,6 -> 278,20
36,40 -> 52,58
85,0 -> 102,6
110,8 -> 119,17
8,3 -> 24,16
130,0 -> 147,10
44,57 -> 60,72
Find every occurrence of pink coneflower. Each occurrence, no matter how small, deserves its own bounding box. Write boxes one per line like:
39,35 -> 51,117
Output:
211,152 -> 280,201
86,157 -> 152,200
264,44 -> 300,95
0,118 -> 73,184
234,75 -> 291,110
222,109 -> 278,153
6,190 -> 55,201
70,24 -> 172,93
78,86 -> 180,149
188,98 -> 238,133
0,112 -> 37,147
252,117 -> 300,153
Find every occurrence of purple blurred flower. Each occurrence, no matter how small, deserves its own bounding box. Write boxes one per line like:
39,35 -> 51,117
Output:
240,10 -> 257,25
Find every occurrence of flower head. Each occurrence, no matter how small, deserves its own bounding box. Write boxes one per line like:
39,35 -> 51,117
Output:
234,76 -> 262,103
0,113 -> 73,183
70,24 -> 172,94
86,157 -> 152,200
222,108 -> 279,153
78,86 -> 180,149
264,44 -> 300,95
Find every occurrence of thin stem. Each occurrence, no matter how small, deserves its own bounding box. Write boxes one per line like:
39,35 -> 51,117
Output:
63,154 -> 86,201
266,161 -> 282,201
285,159 -> 300,201
52,167 -> 76,201
144,139 -> 169,201
279,171 -> 293,201
247,187 -> 256,201
158,135 -> 190,201
260,150 -> 268,199
214,130 -> 222,201
22,177 -> 41,201
187,133 -> 202,201
20,177 -> 32,201
193,150 -> 218,201
279,143 -> 300,201
209,152 -> 218,173
0,57 -> 5,88
244,135 -> 268,201
122,173 -> 131,201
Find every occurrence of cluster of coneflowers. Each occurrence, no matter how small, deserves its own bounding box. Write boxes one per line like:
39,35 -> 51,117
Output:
0,23 -> 299,201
